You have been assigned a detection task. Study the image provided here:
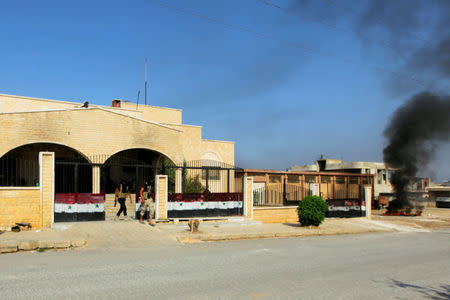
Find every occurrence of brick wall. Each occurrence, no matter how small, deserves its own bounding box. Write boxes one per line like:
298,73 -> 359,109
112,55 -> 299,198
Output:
0,152 -> 54,229
0,188 -> 41,228
156,175 -> 168,219
253,207 -> 299,224
40,152 -> 54,227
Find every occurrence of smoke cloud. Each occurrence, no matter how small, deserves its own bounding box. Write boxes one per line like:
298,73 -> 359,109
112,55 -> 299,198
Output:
288,0 -> 450,92
383,92 -> 450,205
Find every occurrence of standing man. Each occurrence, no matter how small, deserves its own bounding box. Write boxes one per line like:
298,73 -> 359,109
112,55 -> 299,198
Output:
139,180 -> 155,226
115,180 -> 132,221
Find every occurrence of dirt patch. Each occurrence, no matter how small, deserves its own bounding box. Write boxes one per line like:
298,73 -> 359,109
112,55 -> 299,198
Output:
372,208 -> 450,230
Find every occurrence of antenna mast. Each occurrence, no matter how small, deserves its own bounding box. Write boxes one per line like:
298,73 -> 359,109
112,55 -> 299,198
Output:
144,57 -> 148,105
136,90 -> 140,110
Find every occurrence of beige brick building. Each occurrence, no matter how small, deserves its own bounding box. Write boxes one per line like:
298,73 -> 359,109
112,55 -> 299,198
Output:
0,93 -> 235,194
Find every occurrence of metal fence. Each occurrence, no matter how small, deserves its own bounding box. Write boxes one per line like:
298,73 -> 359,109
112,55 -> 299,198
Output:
0,157 -> 39,187
253,180 -> 366,207
0,153 -> 243,194
164,160 -> 243,194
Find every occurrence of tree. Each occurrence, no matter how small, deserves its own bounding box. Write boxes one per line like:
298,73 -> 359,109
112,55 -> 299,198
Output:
162,158 -> 175,193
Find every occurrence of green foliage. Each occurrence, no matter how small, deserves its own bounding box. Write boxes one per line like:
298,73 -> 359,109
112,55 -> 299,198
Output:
182,160 -> 187,192
162,158 -> 175,193
184,174 -> 205,193
297,196 -> 328,227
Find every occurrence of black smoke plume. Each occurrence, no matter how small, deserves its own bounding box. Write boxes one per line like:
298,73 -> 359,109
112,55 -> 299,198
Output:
383,92 -> 450,207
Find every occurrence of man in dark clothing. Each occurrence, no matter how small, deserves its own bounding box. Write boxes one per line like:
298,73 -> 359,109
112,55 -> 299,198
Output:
139,180 -> 155,226
114,180 -> 132,221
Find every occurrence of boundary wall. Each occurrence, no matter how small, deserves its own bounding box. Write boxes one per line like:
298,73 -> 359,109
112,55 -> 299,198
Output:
0,152 -> 54,229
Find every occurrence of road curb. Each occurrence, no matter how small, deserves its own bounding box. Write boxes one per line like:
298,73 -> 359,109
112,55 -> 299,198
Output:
0,239 -> 87,254
175,229 -> 387,243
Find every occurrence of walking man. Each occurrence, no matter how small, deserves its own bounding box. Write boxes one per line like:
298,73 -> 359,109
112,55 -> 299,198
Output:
114,180 -> 132,221
139,180 -> 155,226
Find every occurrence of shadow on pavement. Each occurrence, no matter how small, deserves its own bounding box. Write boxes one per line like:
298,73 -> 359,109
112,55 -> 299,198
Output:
389,279 -> 450,300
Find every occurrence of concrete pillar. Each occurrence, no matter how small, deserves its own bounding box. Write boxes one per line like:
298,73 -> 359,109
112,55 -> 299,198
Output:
175,168 -> 182,193
229,170 -> 235,193
39,152 -> 55,228
155,175 -> 168,220
364,186 -> 372,220
92,165 -> 101,194
243,177 -> 254,218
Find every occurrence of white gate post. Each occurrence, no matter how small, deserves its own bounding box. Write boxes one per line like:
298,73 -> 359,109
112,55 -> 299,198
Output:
309,183 -> 319,196
364,186 -> 372,219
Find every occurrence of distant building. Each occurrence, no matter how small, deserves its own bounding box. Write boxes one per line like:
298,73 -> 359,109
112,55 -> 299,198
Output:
427,181 -> 450,208
288,158 -> 394,197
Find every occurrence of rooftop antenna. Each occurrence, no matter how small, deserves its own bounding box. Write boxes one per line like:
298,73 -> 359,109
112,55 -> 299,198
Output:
136,89 -> 140,110
144,57 -> 148,105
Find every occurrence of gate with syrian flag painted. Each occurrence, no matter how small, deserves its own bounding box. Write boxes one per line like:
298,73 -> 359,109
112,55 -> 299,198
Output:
55,193 -> 105,222
167,191 -> 243,218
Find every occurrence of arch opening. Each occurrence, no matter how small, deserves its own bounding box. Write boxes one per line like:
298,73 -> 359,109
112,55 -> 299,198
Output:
0,143 -> 92,192
101,148 -> 172,193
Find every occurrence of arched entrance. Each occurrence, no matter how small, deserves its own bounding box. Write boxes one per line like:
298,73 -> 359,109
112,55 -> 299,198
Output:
101,148 -> 173,194
0,143 -> 92,193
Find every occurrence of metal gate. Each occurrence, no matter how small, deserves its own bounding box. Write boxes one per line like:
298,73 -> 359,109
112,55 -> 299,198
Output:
55,159 -> 92,193
54,159 -> 104,222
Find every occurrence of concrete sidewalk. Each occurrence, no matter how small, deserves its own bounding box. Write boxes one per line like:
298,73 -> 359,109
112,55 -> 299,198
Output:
0,217 -> 392,253
171,218 -> 395,243
2,210 -> 448,253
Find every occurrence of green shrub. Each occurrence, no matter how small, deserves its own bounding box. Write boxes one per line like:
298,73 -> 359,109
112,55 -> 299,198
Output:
297,196 -> 328,227
185,174 -> 205,193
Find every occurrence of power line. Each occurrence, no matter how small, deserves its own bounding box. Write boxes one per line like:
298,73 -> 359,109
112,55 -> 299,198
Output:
258,0 -> 398,52
324,0 -> 428,43
146,0 -> 426,87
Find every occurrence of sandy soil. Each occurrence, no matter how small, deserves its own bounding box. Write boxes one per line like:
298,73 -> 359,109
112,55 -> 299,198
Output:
372,208 -> 450,230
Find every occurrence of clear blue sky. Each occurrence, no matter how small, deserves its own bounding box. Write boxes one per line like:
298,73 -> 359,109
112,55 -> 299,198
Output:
1,0 -> 448,180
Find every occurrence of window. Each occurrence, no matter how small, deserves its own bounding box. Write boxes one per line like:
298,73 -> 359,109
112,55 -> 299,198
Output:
321,176 -> 331,183
349,177 -> 359,184
336,177 -> 345,184
288,175 -> 299,183
202,168 -> 220,180
305,175 -> 316,183
269,175 -> 282,183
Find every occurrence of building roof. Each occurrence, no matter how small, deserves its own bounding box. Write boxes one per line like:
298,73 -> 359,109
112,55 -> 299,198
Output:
238,168 -> 374,177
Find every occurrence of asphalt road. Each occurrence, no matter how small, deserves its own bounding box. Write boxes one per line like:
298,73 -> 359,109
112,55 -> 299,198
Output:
1,231 -> 449,299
